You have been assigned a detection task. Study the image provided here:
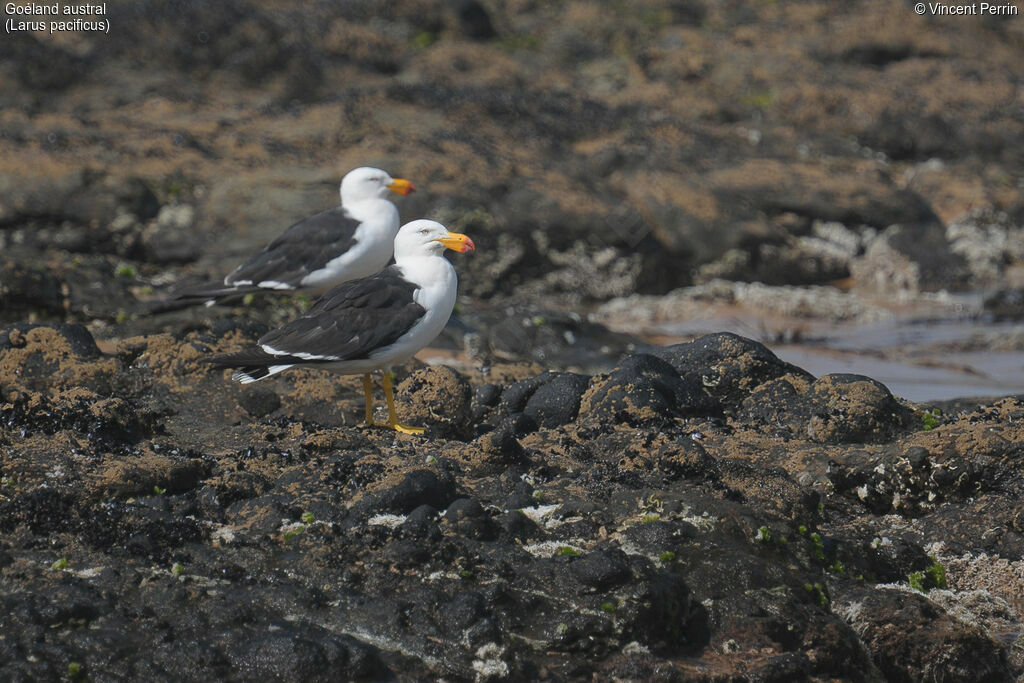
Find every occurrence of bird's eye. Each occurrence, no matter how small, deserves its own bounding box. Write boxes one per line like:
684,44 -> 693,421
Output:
419,228 -> 429,235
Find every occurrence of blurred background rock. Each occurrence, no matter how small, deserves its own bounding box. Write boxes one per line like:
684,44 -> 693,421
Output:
3,0 -> 1024,397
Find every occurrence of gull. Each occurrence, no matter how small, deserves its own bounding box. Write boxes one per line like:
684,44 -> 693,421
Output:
204,220 -> 475,434
157,166 -> 415,309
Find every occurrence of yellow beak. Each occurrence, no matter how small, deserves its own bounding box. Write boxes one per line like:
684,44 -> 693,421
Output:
387,178 -> 416,196
436,232 -> 476,253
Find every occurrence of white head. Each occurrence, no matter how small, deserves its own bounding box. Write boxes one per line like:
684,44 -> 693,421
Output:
340,166 -> 416,204
393,220 -> 476,262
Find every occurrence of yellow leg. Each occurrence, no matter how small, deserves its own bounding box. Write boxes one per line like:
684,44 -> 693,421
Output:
363,373 -> 385,428
382,371 -> 424,435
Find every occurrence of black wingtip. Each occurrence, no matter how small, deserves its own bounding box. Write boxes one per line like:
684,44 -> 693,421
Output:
204,349 -> 293,384
143,295 -> 218,314
204,349 -> 273,367
143,282 -> 270,315
232,367 -> 271,384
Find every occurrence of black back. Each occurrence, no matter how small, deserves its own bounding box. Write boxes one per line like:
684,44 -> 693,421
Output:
225,206 -> 361,288
258,265 -> 426,362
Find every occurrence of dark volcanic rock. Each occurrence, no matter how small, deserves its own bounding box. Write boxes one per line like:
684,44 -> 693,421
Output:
100,1 -> 327,90
485,371 -> 592,432
0,262 -> 65,316
358,469 -> 458,517
580,353 -> 714,425
470,382 -> 501,422
495,509 -> 542,541
1,392 -> 161,445
632,570 -> 709,656
1,329 -> 1023,680
225,622 -> 383,681
655,332 -> 813,412
4,0 -> 1024,676
444,496 -> 486,522
524,372 -> 591,428
397,366 -> 473,439
5,33 -> 89,91
0,487 -> 76,535
0,171 -> 159,256
834,585 -> 1013,682
2,323 -> 101,358
452,0 -> 497,40
743,372 -> 913,444
467,307 -> 645,368
443,498 -> 498,540
498,376 -> 543,414
569,549 -> 632,590
398,504 -> 442,542
237,386 -> 281,418
468,423 -> 527,472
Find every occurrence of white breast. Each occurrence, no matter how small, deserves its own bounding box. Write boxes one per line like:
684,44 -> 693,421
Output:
299,199 -> 400,292
368,255 -> 458,367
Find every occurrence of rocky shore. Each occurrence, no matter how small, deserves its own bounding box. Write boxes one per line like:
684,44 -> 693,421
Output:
3,0 -> 1024,324
2,324 -> 1023,679
3,0 -> 1024,679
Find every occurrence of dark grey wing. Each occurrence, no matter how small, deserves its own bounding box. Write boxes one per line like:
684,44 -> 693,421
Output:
225,207 -> 361,288
256,266 -> 425,362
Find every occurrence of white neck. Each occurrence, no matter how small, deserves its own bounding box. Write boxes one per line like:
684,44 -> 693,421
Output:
343,195 -> 398,225
341,183 -> 389,206
397,252 -> 454,286
398,254 -> 458,353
